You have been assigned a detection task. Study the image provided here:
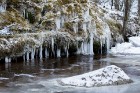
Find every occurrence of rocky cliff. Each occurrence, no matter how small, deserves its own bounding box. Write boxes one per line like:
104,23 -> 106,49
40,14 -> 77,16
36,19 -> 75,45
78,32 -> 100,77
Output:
0,0 -> 139,62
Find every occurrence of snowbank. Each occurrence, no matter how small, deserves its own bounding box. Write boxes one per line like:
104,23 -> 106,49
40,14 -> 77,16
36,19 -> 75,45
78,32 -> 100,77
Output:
129,37 -> 140,47
110,37 -> 140,55
58,65 -> 132,87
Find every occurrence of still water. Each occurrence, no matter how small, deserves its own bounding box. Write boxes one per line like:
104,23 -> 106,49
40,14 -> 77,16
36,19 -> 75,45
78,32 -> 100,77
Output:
0,55 -> 140,93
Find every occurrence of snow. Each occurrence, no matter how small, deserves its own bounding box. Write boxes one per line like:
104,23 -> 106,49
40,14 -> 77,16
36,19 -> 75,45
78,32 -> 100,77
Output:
0,77 -> 9,80
129,37 -> 140,47
58,65 -> 131,87
14,74 -> 35,78
0,27 -> 10,35
0,4 -> 6,13
110,37 -> 140,55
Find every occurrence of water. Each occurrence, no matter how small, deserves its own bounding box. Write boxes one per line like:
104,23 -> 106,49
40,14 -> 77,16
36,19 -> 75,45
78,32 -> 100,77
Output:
0,55 -> 140,93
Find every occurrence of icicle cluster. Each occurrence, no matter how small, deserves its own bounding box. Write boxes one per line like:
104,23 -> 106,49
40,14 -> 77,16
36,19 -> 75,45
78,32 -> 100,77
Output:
0,0 -> 114,62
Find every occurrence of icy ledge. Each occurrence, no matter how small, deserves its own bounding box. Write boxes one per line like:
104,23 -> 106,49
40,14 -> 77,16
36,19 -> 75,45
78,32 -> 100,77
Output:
58,65 -> 132,87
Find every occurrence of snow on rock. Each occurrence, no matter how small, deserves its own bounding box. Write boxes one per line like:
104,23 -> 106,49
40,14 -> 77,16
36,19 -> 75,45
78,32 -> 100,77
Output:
129,37 -> 140,47
110,37 -> 140,55
58,65 -> 132,87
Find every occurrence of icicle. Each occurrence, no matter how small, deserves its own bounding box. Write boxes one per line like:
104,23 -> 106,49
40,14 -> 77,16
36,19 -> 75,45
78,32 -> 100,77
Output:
60,15 -> 65,27
23,55 -> 26,62
89,32 -> 94,55
45,47 -> 49,58
105,23 -> 111,53
83,23 -> 87,32
26,52 -> 29,61
23,9 -> 26,18
81,42 -> 84,54
64,46 -> 69,57
100,36 -> 103,54
66,49 -> 69,57
57,48 -> 61,57
73,23 -> 78,33
83,41 -> 88,55
8,58 -> 11,62
39,45 -> 43,59
31,48 -> 35,60
55,17 -> 61,30
83,8 -> 90,20
87,42 -> 90,54
51,37 -> 54,53
5,57 -> 9,63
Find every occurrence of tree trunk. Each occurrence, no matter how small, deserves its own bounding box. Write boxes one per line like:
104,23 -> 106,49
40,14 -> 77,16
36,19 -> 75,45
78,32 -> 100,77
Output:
111,0 -> 114,9
138,0 -> 140,25
114,0 -> 119,10
122,0 -> 132,41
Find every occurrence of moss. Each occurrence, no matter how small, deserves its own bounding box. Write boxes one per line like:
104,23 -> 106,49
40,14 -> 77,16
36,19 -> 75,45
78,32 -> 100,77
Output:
57,0 -> 72,6
41,20 -> 55,30
0,7 -> 30,32
31,0 -> 42,3
64,22 -> 73,31
106,19 -> 122,34
44,4 -> 53,12
28,12 -> 35,24
67,5 -> 73,14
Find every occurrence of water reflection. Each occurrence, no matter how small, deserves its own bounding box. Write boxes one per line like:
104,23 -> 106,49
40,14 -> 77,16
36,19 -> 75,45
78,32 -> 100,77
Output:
0,55 -> 108,79
0,55 -> 140,93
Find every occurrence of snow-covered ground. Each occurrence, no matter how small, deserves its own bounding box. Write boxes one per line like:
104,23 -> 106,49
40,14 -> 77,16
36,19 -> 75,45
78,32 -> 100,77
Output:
110,37 -> 140,55
58,65 -> 131,87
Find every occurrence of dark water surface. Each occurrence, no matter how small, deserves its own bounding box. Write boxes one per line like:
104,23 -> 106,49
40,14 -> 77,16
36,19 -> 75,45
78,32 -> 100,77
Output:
0,55 -> 140,93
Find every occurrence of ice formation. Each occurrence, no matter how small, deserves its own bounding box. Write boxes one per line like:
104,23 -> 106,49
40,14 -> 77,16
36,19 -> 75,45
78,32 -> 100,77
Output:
0,0 -> 117,62
0,4 -> 6,12
58,65 -> 132,87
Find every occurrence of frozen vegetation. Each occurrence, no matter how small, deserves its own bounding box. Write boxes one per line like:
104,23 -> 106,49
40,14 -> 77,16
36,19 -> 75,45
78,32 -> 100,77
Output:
0,0 -> 139,62
58,65 -> 132,87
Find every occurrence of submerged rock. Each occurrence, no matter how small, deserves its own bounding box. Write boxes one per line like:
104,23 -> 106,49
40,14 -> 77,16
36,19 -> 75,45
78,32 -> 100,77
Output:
58,65 -> 132,87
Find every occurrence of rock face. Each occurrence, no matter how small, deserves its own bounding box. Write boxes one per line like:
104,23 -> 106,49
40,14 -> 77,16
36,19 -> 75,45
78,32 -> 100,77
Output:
0,0 -> 139,60
58,65 -> 132,87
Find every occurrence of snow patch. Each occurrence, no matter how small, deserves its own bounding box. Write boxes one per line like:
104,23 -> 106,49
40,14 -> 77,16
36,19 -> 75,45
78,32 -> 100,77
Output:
58,65 -> 132,87
14,74 -> 35,78
110,37 -> 140,55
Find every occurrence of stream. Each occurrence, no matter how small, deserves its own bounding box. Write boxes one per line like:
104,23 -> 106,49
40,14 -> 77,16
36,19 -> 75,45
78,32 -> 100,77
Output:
0,55 -> 140,93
